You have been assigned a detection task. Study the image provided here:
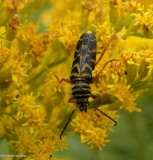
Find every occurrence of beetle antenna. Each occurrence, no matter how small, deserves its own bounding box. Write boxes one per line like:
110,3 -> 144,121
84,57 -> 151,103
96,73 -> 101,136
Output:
95,108 -> 117,126
60,106 -> 80,139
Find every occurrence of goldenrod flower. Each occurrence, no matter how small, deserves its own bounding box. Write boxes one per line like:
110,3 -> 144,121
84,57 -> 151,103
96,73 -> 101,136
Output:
71,109 -> 117,150
0,0 -> 153,159
109,83 -> 141,112
132,5 -> 153,33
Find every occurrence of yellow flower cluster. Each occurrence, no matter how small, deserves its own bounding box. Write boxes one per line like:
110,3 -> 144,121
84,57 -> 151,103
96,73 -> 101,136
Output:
72,109 -> 117,150
132,5 -> 153,34
0,0 -> 153,159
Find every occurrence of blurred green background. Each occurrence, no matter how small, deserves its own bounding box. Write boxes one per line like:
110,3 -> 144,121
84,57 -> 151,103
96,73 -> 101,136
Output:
56,90 -> 153,160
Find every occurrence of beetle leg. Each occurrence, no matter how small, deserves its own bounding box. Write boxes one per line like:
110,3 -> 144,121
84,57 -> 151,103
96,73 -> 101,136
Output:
96,32 -> 117,65
90,94 -> 100,105
54,73 -> 72,84
68,97 -> 76,103
92,59 -> 118,83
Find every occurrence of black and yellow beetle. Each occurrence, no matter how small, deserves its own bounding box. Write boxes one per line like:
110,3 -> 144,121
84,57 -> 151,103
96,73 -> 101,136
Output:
59,31 -> 117,139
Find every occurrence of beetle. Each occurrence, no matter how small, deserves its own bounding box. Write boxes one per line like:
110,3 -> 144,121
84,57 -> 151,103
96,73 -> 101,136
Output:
58,31 -> 117,139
